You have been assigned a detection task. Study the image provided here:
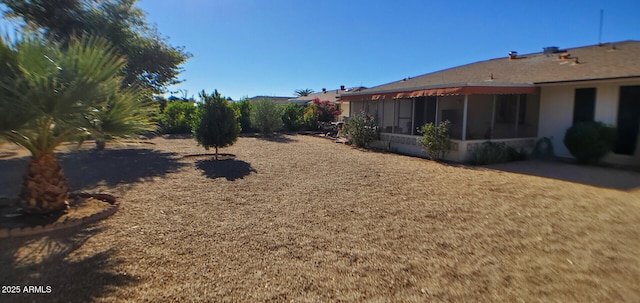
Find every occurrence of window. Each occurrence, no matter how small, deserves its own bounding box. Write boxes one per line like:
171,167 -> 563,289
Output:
573,88 -> 596,124
615,85 -> 640,155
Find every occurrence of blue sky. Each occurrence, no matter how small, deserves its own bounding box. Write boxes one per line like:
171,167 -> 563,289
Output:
3,1 -> 640,100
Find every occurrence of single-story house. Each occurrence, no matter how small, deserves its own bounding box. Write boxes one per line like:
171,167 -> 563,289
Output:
247,96 -> 293,105
341,40 -> 640,166
288,86 -> 366,119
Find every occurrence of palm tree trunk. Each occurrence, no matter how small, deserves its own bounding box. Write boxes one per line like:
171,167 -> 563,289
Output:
20,153 -> 69,215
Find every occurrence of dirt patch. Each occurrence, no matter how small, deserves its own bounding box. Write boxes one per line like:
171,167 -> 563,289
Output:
1,135 -> 639,302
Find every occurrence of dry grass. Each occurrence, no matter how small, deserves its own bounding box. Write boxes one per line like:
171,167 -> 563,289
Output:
1,134 -> 639,302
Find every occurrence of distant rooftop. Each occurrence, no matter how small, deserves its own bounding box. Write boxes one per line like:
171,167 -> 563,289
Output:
246,96 -> 294,105
289,86 -> 366,104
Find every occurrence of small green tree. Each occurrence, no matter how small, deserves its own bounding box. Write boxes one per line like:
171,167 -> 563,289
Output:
0,34 -> 155,214
282,103 -> 305,131
343,111 -> 379,148
193,90 -> 240,160
418,120 -> 452,160
230,98 -> 254,133
251,98 -> 283,136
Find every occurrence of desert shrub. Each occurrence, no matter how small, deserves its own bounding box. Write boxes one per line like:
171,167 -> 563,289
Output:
251,98 -> 284,136
564,122 -> 616,164
343,111 -> 379,148
160,100 -> 198,134
303,98 -> 340,128
418,120 -> 452,160
193,90 -> 240,159
472,141 -> 526,165
230,98 -> 255,133
282,103 -> 305,131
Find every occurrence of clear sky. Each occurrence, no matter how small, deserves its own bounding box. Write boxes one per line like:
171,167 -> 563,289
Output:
4,1 -> 640,100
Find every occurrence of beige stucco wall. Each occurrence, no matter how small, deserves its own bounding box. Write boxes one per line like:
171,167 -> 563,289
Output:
538,79 -> 640,166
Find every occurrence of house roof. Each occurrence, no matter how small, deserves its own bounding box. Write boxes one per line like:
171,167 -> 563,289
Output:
289,87 -> 366,104
247,96 -> 294,105
343,40 -> 640,99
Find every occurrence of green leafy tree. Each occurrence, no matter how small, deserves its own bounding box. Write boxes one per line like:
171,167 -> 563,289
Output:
161,100 -> 198,134
282,103 -> 305,131
193,90 -> 240,160
230,98 -> 255,133
251,98 -> 284,136
0,34 -> 155,215
2,0 -> 191,94
418,120 -> 452,160
294,88 -> 314,97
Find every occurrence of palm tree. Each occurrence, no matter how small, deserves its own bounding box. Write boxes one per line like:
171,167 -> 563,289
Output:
0,33 -> 155,215
294,88 -> 314,97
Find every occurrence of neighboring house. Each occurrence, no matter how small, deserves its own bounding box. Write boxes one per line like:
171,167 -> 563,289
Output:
288,86 -> 366,118
341,41 -> 640,166
247,96 -> 293,105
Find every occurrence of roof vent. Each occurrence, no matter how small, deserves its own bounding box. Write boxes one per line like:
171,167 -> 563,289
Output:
322,88 -> 326,93
543,46 -> 559,55
508,51 -> 518,60
340,85 -> 345,91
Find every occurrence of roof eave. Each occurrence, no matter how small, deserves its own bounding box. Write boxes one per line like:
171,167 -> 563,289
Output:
342,82 -> 535,97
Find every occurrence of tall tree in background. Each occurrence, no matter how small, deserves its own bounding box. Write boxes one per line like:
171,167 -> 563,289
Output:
294,88 -> 314,97
1,0 -> 191,94
0,34 -> 155,214
193,90 -> 240,160
230,98 -> 255,133
251,99 -> 284,136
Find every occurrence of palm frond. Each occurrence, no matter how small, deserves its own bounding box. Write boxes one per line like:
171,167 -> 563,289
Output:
0,32 -> 154,157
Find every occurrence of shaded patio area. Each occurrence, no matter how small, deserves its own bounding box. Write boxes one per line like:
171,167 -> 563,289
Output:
484,159 -> 640,192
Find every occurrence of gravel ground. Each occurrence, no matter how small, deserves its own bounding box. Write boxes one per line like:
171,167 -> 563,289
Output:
1,134 -> 639,302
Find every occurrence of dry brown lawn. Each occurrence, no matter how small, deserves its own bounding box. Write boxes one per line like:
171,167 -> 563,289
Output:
1,134 -> 639,302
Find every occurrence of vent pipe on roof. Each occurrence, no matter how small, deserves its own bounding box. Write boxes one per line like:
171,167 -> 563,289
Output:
322,88 -> 326,93
543,46 -> 559,55
340,85 -> 345,91
508,51 -> 518,60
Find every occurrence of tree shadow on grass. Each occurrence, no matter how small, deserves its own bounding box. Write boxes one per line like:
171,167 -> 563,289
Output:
59,148 -> 186,190
1,148 -> 185,197
195,158 -> 257,181
0,225 -> 139,303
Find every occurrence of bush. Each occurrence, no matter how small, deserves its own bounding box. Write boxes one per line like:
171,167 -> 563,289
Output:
251,98 -> 284,136
160,100 -> 198,134
343,111 -> 379,148
563,121 -> 616,164
418,120 -> 452,160
472,141 -> 526,165
230,98 -> 255,133
282,103 -> 305,131
303,98 -> 340,128
193,90 -> 240,159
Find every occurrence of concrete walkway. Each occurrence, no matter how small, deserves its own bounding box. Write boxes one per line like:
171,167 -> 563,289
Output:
484,159 -> 640,192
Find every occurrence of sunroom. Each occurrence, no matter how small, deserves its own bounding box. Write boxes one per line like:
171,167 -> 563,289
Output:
343,84 -> 540,162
